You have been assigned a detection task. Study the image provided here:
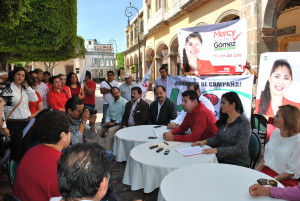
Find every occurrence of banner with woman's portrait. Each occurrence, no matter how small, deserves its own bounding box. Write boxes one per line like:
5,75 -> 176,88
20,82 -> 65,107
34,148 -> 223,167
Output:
255,52 -> 300,118
178,19 -> 247,76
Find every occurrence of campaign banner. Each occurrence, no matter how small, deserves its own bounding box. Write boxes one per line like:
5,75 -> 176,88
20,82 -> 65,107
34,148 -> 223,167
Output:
138,62 -> 154,99
167,75 -> 254,119
178,19 -> 247,76
255,52 -> 300,118
80,64 -> 87,89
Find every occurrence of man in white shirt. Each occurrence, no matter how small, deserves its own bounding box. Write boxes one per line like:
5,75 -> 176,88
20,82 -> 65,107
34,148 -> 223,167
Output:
154,65 -> 168,90
119,72 -> 137,101
100,71 -> 119,125
34,68 -> 49,108
167,83 -> 215,129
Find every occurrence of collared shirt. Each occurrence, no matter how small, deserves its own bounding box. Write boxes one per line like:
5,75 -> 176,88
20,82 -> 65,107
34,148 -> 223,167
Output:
36,82 -> 49,108
105,97 -> 127,124
128,98 -> 140,126
154,77 -> 168,89
119,82 -> 137,101
100,80 -> 119,104
156,98 -> 166,122
4,83 -> 38,119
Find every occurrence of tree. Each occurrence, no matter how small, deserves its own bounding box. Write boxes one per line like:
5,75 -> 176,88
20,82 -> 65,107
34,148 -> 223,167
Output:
116,52 -> 125,70
0,0 -> 78,71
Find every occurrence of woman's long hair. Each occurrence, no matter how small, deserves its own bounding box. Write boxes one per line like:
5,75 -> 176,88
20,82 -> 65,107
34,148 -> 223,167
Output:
279,104 -> 300,137
66,72 -> 80,87
8,67 -> 31,89
259,59 -> 293,115
216,92 -> 244,128
182,32 -> 202,72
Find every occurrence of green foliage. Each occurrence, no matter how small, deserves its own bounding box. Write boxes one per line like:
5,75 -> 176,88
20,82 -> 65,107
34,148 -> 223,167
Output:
0,0 -> 31,28
0,0 -> 78,67
116,52 -> 124,70
130,65 -> 137,73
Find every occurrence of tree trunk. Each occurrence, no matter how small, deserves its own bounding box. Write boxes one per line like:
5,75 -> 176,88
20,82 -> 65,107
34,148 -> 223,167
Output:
0,53 -> 11,71
44,62 -> 59,75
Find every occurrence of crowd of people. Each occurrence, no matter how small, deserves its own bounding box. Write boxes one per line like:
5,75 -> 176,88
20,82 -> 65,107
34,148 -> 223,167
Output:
0,64 -> 299,201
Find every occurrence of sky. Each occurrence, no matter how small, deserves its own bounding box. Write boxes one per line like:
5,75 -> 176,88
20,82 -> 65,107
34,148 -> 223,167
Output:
77,0 -> 143,53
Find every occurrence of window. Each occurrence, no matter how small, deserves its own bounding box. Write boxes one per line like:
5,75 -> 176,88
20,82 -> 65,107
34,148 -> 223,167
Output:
156,0 -> 161,11
75,67 -> 80,74
92,58 -> 98,65
147,4 -> 151,19
100,59 -> 104,66
88,41 -> 91,45
130,31 -> 133,44
135,23 -> 138,41
140,20 -> 144,35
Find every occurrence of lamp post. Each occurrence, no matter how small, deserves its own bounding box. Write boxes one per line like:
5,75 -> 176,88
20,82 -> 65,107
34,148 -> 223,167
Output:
125,2 -> 140,82
108,39 -> 118,75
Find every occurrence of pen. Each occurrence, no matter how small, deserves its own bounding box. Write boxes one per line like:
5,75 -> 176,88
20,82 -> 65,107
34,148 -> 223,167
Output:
164,142 -> 169,145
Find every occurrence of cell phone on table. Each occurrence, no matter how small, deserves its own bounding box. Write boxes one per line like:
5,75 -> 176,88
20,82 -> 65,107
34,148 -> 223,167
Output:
154,125 -> 163,128
148,136 -> 157,139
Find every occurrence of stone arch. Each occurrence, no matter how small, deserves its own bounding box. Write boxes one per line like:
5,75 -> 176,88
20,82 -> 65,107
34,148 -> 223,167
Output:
155,42 -> 169,78
215,9 -> 240,23
145,47 -> 155,82
155,42 -> 169,58
195,22 -> 208,27
169,34 -> 181,75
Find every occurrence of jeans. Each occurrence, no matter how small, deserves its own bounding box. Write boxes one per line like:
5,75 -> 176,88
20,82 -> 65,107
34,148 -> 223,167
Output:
101,104 -> 109,125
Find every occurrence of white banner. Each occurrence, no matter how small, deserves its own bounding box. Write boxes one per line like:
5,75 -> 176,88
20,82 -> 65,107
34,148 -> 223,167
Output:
178,19 -> 247,75
138,63 -> 154,99
167,75 -> 254,119
255,52 -> 300,118
80,64 -> 87,89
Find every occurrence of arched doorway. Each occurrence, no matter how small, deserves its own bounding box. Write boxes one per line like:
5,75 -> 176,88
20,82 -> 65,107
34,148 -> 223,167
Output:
169,34 -> 181,75
155,42 -> 169,78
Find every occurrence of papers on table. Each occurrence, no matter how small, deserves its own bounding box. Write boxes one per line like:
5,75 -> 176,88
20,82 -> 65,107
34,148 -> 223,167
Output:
157,141 -> 182,149
175,146 -> 203,157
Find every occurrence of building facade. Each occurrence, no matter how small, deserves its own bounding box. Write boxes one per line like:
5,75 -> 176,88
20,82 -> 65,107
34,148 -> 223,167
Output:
124,0 -> 300,83
85,39 -> 116,79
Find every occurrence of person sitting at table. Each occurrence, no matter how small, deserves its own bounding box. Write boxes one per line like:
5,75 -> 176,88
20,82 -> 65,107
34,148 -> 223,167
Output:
167,83 -> 214,129
255,104 -> 300,187
249,180 -> 300,200
95,87 -> 127,150
163,90 -> 217,142
192,91 -> 251,167
149,85 -> 177,126
122,86 -> 149,127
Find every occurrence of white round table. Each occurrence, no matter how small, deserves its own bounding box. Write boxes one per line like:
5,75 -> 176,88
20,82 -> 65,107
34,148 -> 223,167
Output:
113,125 -> 169,162
158,163 -> 285,201
122,141 -> 218,193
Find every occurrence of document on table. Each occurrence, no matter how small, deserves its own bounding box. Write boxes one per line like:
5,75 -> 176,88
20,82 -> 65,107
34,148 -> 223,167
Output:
176,146 -> 203,157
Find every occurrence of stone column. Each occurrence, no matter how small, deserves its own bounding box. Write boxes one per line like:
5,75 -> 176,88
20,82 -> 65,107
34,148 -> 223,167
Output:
155,57 -> 163,81
168,54 -> 178,76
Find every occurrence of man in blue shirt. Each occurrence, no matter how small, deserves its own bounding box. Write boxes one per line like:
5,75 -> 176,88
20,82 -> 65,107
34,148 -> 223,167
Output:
95,87 -> 127,150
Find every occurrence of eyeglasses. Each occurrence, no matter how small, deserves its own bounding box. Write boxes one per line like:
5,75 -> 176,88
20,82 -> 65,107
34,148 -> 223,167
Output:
257,178 -> 278,187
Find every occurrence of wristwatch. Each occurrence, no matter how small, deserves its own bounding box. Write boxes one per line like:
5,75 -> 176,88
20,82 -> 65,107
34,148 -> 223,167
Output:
81,121 -> 87,125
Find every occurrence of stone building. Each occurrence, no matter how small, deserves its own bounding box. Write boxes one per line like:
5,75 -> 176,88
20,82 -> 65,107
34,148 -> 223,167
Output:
124,0 -> 300,83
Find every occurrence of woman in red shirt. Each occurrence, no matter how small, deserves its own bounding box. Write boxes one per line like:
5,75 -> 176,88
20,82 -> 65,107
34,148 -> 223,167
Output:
59,74 -> 71,99
66,72 -> 85,99
28,71 -> 44,118
47,75 -> 68,112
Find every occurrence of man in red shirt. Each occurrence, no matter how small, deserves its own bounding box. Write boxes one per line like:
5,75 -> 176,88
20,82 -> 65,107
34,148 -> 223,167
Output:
163,90 -> 217,142
13,111 -> 71,201
83,71 -> 96,110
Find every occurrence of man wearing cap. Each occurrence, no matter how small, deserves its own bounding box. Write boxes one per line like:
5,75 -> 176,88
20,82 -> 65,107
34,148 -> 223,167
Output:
119,72 -> 137,101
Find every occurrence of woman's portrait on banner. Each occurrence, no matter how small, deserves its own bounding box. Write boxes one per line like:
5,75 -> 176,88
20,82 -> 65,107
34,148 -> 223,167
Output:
255,53 -> 300,118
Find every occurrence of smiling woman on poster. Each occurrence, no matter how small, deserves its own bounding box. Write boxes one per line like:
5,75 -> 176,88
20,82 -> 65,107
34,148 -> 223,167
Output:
255,59 -> 300,117
182,32 -> 215,76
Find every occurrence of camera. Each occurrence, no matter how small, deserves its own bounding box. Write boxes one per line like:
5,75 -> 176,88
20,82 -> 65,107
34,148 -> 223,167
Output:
84,107 -> 97,115
0,81 -> 13,106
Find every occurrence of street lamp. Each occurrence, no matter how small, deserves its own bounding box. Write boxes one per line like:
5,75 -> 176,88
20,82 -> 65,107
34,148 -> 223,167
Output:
125,2 -> 140,82
108,39 -> 118,72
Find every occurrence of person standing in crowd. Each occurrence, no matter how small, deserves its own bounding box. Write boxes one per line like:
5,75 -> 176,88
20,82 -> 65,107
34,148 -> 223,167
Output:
83,71 -> 96,110
100,70 -> 119,125
122,86 -> 149,127
255,104 -> 300,187
154,65 -> 168,90
168,82 -> 214,129
95,87 -> 126,150
192,92 -> 251,167
59,74 -> 71,99
47,75 -> 68,112
43,71 -> 52,89
34,68 -> 49,108
149,85 -> 177,125
50,143 -> 111,201
119,72 -> 137,101
163,90 -> 217,142
28,71 -> 44,119
66,72 -> 85,99
65,97 -> 97,145
4,67 -> 38,162
14,111 -> 70,201
0,71 -> 8,82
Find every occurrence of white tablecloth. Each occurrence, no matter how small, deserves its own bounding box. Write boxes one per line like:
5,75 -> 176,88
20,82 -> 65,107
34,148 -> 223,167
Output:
113,125 -> 169,162
158,163 -> 285,201
122,141 -> 218,193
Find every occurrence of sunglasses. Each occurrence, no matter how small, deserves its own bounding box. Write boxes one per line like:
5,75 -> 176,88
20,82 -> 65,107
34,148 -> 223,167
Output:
257,178 -> 278,187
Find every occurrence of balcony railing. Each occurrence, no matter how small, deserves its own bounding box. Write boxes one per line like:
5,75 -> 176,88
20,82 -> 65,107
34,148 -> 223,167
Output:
145,8 -> 164,33
166,0 -> 180,19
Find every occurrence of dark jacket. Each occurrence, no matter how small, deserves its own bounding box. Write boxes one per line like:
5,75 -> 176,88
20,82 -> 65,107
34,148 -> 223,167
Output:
122,98 -> 149,127
149,97 -> 177,126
